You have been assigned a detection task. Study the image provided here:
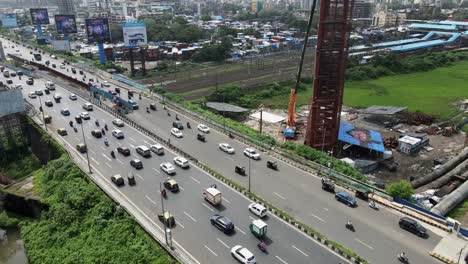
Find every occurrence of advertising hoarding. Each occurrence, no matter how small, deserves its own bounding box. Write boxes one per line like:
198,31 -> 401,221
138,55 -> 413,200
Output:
55,15 -> 77,34
52,40 -> 71,51
30,8 -> 50,25
0,14 -> 18,28
122,23 -> 147,47
85,18 -> 111,43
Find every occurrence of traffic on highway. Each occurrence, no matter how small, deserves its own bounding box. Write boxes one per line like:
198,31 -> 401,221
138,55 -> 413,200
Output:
0,37 -> 447,264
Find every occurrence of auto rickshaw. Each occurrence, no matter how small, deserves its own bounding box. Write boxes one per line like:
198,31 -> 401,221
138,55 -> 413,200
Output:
235,165 -> 246,176
150,103 -> 157,110
321,177 -> 335,193
44,115 -> 52,124
250,219 -> 267,239
197,133 -> 205,142
266,160 -> 278,170
158,211 -> 175,227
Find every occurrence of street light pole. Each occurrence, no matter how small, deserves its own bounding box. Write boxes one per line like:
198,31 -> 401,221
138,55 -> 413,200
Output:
80,122 -> 92,174
222,94 -> 226,133
37,95 -> 47,131
160,181 -> 165,213
248,157 -> 251,192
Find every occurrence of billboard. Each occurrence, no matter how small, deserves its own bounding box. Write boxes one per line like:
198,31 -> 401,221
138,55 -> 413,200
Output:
122,23 -> 147,47
85,18 -> 111,43
55,15 -> 77,34
0,13 -> 18,28
52,40 -> 71,51
30,8 -> 50,25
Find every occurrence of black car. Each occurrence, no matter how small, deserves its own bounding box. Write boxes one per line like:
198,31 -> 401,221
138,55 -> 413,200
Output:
399,217 -> 427,238
6,79 -> 12,84
26,78 -> 34,85
10,72 -> 16,77
117,146 -> 131,156
44,100 -> 53,107
17,71 -> 23,76
75,115 -> 82,124
51,64 -> 56,68
91,129 -> 102,138
71,68 -> 76,74
130,159 -> 143,170
172,121 -> 184,130
210,214 -> 234,234
127,173 -> 136,186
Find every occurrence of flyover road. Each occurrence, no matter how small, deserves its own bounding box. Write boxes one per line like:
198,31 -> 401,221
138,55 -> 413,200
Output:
1,68 -> 350,264
1,38 -> 445,264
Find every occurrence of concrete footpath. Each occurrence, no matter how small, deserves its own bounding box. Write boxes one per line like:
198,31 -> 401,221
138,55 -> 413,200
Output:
431,233 -> 468,264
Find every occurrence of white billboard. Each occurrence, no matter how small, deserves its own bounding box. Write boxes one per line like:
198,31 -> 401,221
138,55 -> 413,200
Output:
52,40 -> 71,51
122,22 -> 147,47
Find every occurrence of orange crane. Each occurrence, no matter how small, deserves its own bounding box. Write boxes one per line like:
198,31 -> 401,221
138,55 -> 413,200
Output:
284,1 -> 318,139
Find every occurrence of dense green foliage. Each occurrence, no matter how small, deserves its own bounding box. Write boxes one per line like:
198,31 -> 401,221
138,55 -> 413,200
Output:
3,155 -> 40,180
346,51 -> 468,81
235,9 -> 313,32
21,157 -> 176,264
110,24 -> 123,43
142,17 -> 206,43
0,211 -> 21,227
453,10 -> 468,20
386,180 -> 415,201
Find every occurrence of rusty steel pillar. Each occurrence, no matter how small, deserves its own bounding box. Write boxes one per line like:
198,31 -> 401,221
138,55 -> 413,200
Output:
304,0 -> 354,155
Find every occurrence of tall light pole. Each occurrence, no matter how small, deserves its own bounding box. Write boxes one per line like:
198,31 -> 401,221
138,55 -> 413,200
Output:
248,157 -> 251,193
80,122 -> 92,174
37,95 -> 47,131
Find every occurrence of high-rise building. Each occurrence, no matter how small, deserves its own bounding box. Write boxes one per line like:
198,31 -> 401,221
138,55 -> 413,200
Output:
57,0 -> 76,15
353,1 -> 373,18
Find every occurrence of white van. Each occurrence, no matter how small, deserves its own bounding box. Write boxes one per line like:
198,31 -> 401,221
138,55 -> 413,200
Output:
45,81 -> 55,90
150,144 -> 164,155
136,145 -> 151,157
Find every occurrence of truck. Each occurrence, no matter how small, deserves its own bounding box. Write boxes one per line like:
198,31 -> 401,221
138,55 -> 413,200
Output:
203,187 -> 222,206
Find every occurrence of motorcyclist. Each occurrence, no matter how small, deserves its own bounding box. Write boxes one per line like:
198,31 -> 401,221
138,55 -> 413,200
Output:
258,241 -> 267,251
104,138 -> 109,146
69,120 -> 73,127
110,150 -> 115,158
104,124 -> 108,131
161,189 -> 167,198
399,252 -> 408,260
175,114 -> 179,120
346,220 -> 353,228
146,107 -> 150,113
95,120 -> 100,126
187,122 -> 191,128
101,128 -> 105,135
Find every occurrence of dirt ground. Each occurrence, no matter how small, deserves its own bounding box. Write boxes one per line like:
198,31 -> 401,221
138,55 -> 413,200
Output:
243,106 -> 467,187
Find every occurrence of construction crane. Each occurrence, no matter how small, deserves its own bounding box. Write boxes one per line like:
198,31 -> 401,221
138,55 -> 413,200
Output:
284,0 -> 318,139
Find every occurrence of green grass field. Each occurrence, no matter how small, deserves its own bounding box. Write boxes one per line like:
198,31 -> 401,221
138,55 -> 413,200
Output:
261,60 -> 468,120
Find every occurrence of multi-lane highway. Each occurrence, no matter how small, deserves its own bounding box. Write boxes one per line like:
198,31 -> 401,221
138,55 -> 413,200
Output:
0,37 -> 447,264
0,53 -> 350,263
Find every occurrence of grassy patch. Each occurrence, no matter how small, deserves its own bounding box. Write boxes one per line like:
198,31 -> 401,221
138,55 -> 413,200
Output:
448,199 -> 468,220
3,154 -> 41,180
260,60 -> 468,120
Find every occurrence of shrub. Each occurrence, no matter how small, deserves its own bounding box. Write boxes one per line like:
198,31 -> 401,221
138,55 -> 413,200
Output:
386,180 -> 415,200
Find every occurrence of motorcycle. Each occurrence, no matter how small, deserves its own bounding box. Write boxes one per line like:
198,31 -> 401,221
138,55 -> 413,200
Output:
229,132 -> 234,139
95,120 -> 100,127
175,114 -> 179,121
104,139 -> 109,146
73,127 -> 78,133
161,189 -> 168,199
101,128 -> 105,135
369,200 -> 379,210
257,242 -> 267,253
69,121 -> 74,127
187,122 -> 191,129
167,111 -> 171,116
146,107 -> 150,113
398,253 -> 409,263
345,222 -> 355,232
110,151 -> 115,159
104,124 -> 108,131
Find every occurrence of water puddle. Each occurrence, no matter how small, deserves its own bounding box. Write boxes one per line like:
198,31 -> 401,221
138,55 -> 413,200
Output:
0,228 -> 28,264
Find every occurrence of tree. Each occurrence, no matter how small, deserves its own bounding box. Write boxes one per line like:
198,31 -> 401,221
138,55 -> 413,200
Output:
386,180 -> 415,201
201,15 -> 211,21
192,44 -> 227,63
40,134 -> 54,162
110,24 -> 123,43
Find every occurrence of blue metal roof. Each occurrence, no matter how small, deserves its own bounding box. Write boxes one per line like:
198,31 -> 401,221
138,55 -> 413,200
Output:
389,39 -> 446,52
338,123 -> 385,153
409,23 -> 456,30
439,20 -> 468,26
372,38 -> 420,47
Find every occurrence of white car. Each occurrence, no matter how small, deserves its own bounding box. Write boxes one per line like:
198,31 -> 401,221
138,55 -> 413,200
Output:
69,94 -> 77,100
82,102 -> 93,111
80,112 -> 90,120
112,119 -> 124,127
171,128 -> 183,138
102,81 -> 111,87
219,143 -> 235,154
243,148 -> 261,160
28,92 -> 37,98
112,129 -> 124,139
51,55 -> 57,59
248,203 -> 267,218
53,93 -> 62,99
197,124 -> 210,133
160,162 -> 176,175
173,156 -> 189,169
231,245 -> 256,264
59,64 -> 66,69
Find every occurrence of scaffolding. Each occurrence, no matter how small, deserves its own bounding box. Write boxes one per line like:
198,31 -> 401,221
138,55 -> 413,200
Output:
304,0 -> 354,155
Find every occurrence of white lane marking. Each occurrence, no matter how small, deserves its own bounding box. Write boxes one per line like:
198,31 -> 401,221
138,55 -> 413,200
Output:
204,245 -> 218,257
225,156 -> 234,161
74,137 -> 79,141
175,220 -> 185,229
323,208 -> 329,212
273,192 -> 287,200
129,137 -> 136,142
100,146 -> 106,151
202,203 -> 214,212
152,168 -> 161,174
310,213 -> 325,223
179,186 -> 184,191
132,154 -> 139,159
190,177 -> 200,184
86,135 -> 91,140
221,197 -> 231,204
184,211 -> 197,222
116,141 -> 122,146
135,173 -> 144,181
292,245 -> 309,257
105,162 -> 111,168
355,238 -> 374,250
116,158 -> 124,164
235,226 -> 246,235
145,195 -> 157,205
143,140 -> 151,145
90,157 -> 100,165
129,144 -> 135,148
102,154 -> 111,161
276,256 -> 288,264
89,149 -> 96,155
249,216 -> 255,221
217,238 -> 229,249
